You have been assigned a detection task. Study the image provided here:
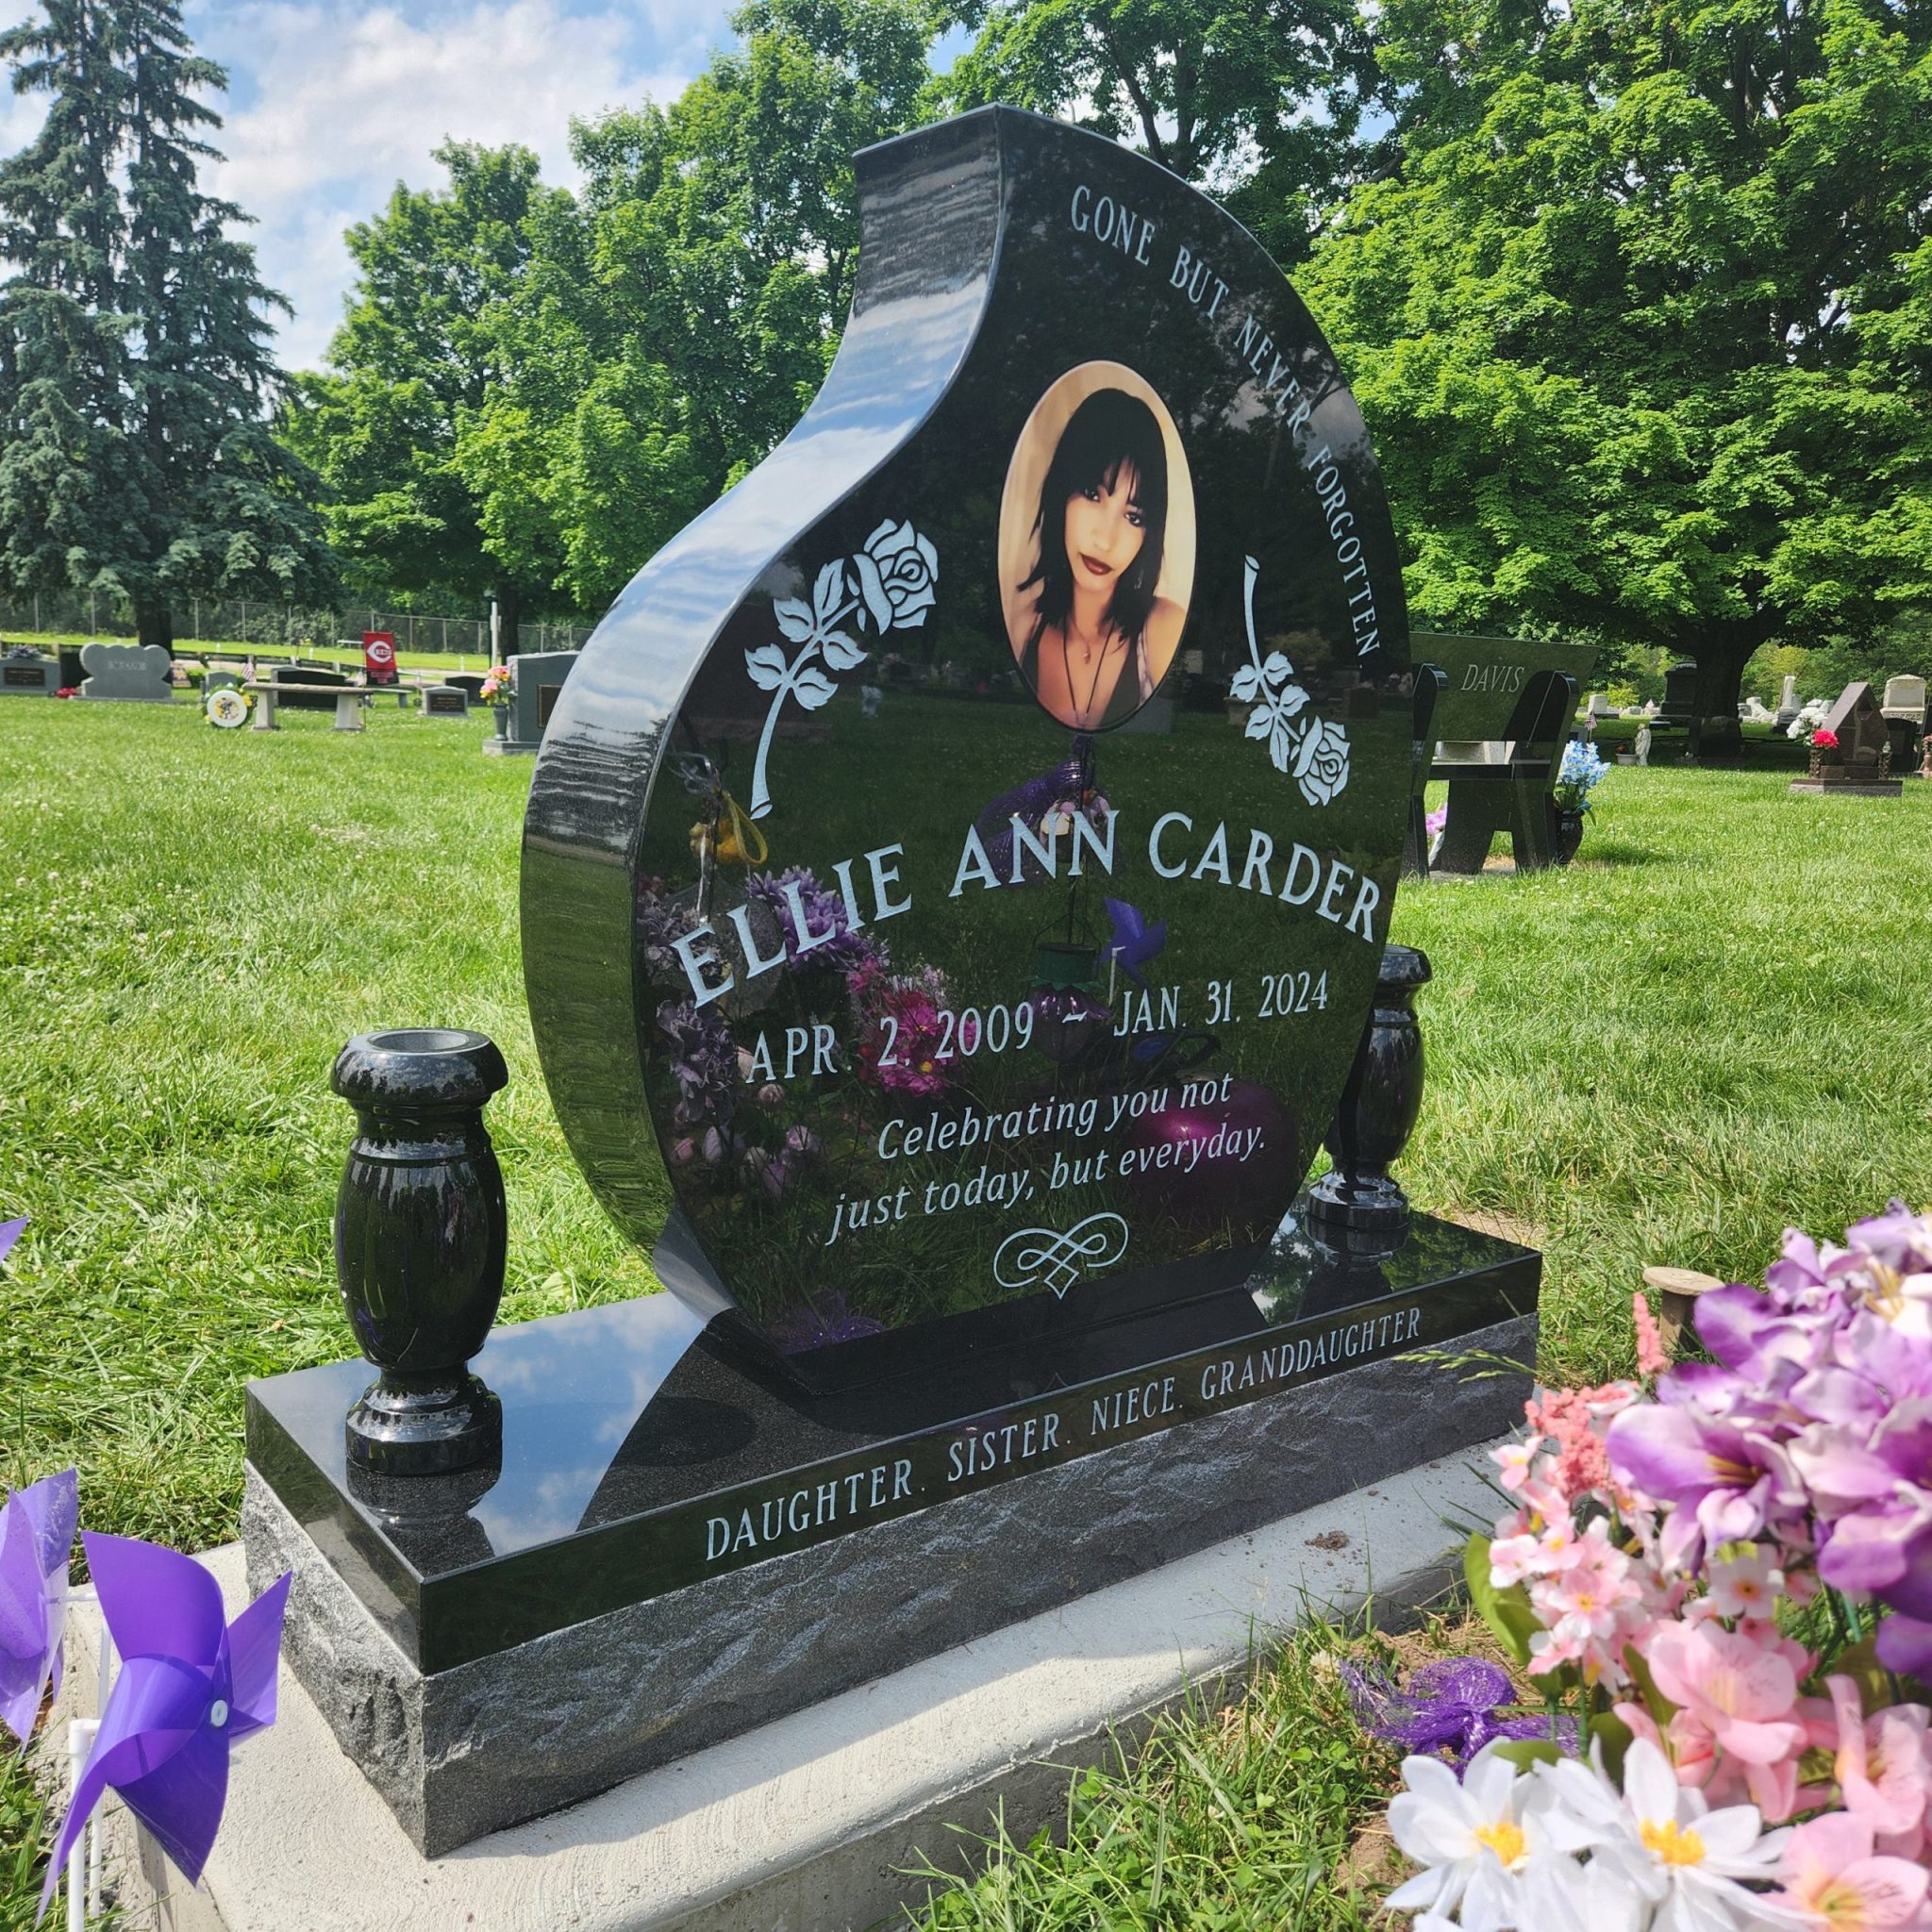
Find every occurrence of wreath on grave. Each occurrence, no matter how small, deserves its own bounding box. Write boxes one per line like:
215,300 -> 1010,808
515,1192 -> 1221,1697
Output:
204,687 -> 253,729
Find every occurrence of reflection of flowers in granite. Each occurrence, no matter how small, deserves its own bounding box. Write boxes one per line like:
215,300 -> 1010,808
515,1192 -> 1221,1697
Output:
848,959 -> 953,1095
656,1000 -> 737,1132
1293,716 -> 1351,807
768,1291 -> 887,1353
638,879 -> 703,988
741,1124 -> 824,1200
745,866 -> 885,976
853,519 -> 938,629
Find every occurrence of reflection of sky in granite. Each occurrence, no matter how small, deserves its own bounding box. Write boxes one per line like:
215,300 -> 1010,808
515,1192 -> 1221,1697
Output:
461,1296 -> 707,1556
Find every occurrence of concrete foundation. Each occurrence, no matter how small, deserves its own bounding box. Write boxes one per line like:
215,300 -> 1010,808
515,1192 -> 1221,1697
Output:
54,1439 -> 1506,1932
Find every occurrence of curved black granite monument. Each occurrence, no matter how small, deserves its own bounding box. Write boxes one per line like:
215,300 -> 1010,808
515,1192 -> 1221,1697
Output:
524,106 -> 1416,1372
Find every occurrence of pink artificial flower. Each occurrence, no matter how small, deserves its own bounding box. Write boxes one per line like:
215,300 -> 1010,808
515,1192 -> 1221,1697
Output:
1824,1676 -> 1932,1859
1634,1291 -> 1671,1378
1644,1618 -> 1811,1820
1772,1810 -> 1929,1930
1493,1440 -> 1535,1494
1707,1543 -> 1786,1621
1490,1529 -> 1544,1589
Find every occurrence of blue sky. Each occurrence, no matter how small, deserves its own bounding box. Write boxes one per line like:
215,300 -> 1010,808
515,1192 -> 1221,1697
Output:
0,0 -> 747,369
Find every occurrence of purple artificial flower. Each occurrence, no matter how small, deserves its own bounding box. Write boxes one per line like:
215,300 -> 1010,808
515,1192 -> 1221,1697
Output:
42,1535 -> 290,1911
1844,1200 -> 1932,1278
745,867 -> 883,975
1341,1657 -> 1577,1773
1607,1403 -> 1807,1574
0,1467 -> 78,1744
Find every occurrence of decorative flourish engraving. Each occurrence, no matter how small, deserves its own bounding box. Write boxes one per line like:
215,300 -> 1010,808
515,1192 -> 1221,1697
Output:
745,520 -> 939,819
994,1212 -> 1130,1299
1229,554 -> 1350,806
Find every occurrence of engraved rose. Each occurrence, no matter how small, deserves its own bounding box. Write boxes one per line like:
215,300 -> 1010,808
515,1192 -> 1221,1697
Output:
854,519 -> 939,630
1292,716 -> 1351,807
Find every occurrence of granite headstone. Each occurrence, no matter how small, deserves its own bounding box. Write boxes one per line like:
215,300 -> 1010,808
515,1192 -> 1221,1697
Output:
525,106 -> 1421,1376
247,107 -> 1541,1860
79,641 -> 173,702
0,649 -> 58,695
482,648 -> 575,755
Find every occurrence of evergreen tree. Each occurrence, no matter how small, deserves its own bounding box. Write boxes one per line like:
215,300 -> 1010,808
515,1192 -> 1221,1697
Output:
0,0 -> 334,651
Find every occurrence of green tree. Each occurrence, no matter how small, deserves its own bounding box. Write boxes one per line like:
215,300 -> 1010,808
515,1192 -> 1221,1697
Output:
0,0 -> 335,651
930,0 -> 1375,264
282,142 -> 570,654
1303,0 -> 1932,752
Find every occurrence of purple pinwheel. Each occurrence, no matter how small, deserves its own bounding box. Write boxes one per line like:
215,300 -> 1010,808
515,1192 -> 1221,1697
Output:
1102,896 -> 1166,989
41,1535 -> 289,1914
0,1466 -> 78,1744
0,1216 -> 23,1263
1341,1657 -> 1577,1774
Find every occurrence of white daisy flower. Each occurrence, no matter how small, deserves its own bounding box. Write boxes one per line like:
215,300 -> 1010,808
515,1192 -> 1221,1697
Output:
1536,1739 -> 1790,1931
1387,1742 -> 1551,1931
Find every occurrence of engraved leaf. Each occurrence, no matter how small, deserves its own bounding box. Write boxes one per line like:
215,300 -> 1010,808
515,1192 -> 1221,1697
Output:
1229,664 -> 1262,703
791,665 -> 838,710
820,630 -> 867,672
744,643 -> 790,691
1263,651 -> 1295,687
814,559 -> 849,625
774,598 -> 815,642
1244,705 -> 1273,741
1270,717 -> 1296,774
1275,682 -> 1309,722
851,551 -> 892,633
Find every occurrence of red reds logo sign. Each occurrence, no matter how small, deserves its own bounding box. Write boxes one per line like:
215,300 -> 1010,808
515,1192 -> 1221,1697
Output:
363,631 -> 397,685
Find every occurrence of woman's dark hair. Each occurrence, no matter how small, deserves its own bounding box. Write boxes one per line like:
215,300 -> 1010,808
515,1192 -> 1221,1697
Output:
1019,387 -> 1169,653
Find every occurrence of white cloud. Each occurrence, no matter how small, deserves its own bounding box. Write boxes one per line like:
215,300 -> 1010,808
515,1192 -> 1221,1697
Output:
198,0 -> 724,368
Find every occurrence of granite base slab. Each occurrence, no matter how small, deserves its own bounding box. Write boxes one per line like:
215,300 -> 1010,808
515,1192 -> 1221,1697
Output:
244,1301 -> 1534,1855
83,1441 -> 1508,1931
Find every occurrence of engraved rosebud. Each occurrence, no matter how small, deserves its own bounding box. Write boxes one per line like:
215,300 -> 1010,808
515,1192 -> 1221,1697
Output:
1293,716 -> 1351,807
854,519 -> 939,630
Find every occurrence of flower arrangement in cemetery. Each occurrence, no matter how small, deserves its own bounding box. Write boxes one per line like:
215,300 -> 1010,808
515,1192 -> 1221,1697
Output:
203,687 -> 253,729
478,665 -> 510,708
1811,726 -> 1840,753
1553,740 -> 1609,813
1371,1203 -> 1932,1929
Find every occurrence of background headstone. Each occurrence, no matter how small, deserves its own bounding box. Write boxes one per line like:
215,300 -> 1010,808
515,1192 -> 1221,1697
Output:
423,685 -> 469,717
1881,674 -> 1927,773
0,649 -> 59,695
79,641 -> 172,702
485,649 -> 576,755
1775,672 -> 1800,727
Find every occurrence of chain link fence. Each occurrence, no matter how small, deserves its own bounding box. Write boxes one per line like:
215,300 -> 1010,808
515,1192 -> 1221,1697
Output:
0,591 -> 597,656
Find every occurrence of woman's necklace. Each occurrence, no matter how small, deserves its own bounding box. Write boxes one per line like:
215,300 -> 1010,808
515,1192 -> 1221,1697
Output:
1062,625 -> 1124,726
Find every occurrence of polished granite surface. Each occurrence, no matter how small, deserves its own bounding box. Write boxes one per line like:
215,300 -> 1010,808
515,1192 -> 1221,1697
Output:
248,1208 -> 1537,1670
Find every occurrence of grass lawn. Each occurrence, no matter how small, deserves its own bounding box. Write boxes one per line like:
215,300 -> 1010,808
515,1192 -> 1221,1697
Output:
3,697 -> 1929,1924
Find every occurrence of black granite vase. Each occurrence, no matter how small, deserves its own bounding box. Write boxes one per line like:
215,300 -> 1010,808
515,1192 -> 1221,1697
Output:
331,1028 -> 508,1475
1305,945 -> 1431,1239
1555,808 -> 1585,865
